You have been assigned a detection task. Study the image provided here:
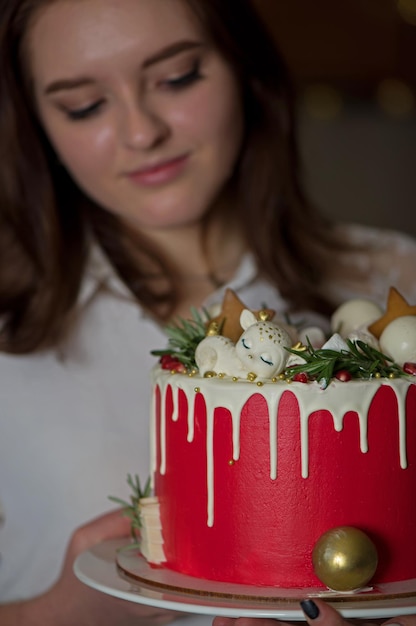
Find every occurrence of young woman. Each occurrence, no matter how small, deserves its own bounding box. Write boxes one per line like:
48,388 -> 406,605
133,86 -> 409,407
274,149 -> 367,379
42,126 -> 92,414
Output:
1,0 -> 415,625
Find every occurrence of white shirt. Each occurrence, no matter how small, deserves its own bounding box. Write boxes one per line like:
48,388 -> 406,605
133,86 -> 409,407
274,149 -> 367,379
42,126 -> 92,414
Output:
1,223 -> 415,617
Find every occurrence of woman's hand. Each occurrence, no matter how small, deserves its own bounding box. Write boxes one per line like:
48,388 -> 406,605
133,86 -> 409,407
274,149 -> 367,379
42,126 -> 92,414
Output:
213,598 -> 416,626
299,598 -> 415,626
0,509 -> 185,626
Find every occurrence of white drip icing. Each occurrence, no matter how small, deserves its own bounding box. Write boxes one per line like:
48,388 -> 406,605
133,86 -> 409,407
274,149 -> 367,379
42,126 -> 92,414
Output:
232,409 -> 241,463
269,406 -> 278,480
386,380 -> 408,469
159,384 -> 168,475
202,389 -> 252,526
150,367 -> 413,526
187,393 -> 195,443
268,394 -> 282,480
172,387 -> 180,422
293,382 -> 377,476
358,412 -> 369,454
150,383 -> 157,487
300,410 -> 310,479
206,406 -> 215,526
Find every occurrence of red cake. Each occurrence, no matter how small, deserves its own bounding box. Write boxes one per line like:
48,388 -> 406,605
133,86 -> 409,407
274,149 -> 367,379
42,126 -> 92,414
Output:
139,288 -> 416,592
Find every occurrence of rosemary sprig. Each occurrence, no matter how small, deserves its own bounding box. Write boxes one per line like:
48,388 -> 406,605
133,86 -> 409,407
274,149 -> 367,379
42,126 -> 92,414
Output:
109,474 -> 151,543
285,338 -> 404,389
151,307 -> 210,369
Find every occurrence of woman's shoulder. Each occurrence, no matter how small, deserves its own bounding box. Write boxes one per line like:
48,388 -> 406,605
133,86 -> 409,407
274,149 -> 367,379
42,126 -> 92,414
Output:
340,222 -> 416,253
327,222 -> 416,306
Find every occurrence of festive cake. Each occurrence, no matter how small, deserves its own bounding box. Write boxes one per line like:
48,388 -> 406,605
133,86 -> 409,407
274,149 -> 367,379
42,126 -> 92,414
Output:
131,288 -> 416,592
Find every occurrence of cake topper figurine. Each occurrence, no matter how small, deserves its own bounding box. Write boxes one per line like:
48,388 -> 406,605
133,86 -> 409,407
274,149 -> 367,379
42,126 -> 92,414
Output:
195,308 -> 292,378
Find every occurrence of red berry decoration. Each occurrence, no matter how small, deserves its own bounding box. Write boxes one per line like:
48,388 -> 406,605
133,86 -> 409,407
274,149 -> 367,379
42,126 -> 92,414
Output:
160,355 -> 186,372
172,361 -> 187,373
160,354 -> 174,369
335,369 -> 352,382
403,362 -> 416,376
293,372 -> 309,383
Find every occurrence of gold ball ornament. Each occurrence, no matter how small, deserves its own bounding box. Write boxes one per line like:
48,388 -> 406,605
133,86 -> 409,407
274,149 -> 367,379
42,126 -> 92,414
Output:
312,526 -> 378,592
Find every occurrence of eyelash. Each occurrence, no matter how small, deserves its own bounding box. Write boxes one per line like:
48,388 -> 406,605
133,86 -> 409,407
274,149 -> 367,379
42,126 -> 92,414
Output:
162,61 -> 203,90
65,61 -> 203,122
66,100 -> 105,121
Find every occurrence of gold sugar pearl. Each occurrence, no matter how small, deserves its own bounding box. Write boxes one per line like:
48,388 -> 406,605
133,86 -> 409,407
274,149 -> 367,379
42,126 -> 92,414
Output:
228,459 -> 235,466
218,372 -> 226,379
257,381 -> 264,387
232,377 -> 239,382
194,387 -> 200,393
204,371 -> 217,378
247,372 -> 257,382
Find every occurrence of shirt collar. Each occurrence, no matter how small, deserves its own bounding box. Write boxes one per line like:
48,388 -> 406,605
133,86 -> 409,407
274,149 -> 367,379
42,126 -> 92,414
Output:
78,244 -> 259,310
77,245 -> 131,308
202,253 -> 259,308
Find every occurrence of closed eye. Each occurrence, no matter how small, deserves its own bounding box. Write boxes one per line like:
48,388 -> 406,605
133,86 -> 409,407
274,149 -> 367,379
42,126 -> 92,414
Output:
260,355 -> 273,366
66,99 -> 105,121
163,62 -> 203,90
242,339 -> 251,350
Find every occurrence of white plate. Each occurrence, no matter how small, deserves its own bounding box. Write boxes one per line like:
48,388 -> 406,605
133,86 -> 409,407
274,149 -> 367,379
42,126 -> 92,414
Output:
74,539 -> 416,620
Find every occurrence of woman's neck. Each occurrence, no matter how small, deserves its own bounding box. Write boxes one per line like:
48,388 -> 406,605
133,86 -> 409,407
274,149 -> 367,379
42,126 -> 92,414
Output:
138,213 -> 246,316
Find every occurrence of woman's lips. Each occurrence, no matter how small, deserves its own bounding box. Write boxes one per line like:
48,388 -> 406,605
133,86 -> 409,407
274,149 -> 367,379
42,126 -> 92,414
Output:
126,154 -> 189,186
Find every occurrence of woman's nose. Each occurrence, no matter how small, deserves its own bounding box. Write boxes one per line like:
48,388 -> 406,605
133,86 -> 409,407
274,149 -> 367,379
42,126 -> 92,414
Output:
121,101 -> 170,150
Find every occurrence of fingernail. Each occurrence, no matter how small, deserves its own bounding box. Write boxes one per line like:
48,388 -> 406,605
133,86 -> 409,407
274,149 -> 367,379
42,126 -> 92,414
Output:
300,599 -> 320,620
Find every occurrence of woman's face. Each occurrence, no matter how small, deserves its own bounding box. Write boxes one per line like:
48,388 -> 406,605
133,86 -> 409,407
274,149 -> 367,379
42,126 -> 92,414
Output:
27,0 -> 244,233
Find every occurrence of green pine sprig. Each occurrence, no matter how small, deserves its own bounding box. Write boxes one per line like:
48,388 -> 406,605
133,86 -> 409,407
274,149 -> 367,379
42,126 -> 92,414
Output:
285,338 -> 404,389
151,307 -> 210,369
108,474 -> 151,544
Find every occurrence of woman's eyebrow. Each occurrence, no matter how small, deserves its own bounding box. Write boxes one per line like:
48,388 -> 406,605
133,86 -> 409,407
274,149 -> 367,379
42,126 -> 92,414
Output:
44,77 -> 94,95
44,40 -> 204,95
142,40 -> 203,69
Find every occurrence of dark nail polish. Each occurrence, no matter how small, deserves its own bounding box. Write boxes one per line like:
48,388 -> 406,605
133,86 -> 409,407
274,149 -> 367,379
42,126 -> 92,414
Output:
300,599 -> 320,620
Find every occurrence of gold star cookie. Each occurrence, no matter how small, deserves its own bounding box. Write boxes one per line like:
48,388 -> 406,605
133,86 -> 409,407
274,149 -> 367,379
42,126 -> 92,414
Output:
368,287 -> 416,339
208,288 -> 275,343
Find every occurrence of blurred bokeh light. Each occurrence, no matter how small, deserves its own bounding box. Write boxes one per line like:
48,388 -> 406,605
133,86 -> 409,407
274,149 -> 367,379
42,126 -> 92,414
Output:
397,0 -> 416,25
376,79 -> 415,117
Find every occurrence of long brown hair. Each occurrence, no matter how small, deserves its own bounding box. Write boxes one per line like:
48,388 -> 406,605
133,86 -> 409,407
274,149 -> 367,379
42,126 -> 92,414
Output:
0,0 -> 348,354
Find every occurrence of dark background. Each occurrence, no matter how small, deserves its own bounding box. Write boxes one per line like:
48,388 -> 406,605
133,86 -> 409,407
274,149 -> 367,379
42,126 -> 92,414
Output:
254,0 -> 416,236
